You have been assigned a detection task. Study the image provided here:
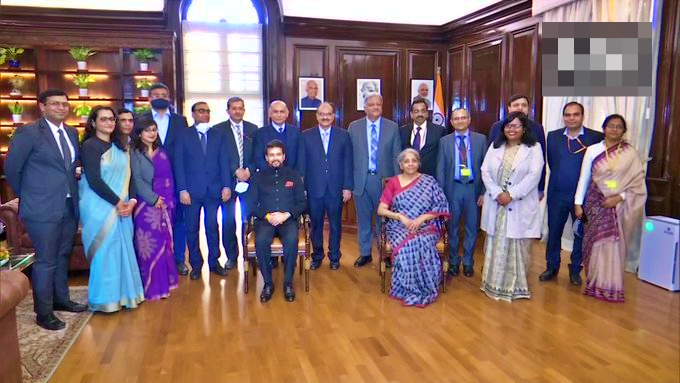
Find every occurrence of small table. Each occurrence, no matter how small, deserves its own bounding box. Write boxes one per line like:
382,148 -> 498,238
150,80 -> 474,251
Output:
0,253 -> 35,272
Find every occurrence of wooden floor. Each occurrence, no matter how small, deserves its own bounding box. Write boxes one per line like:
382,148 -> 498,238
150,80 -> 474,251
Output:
54,233 -> 679,383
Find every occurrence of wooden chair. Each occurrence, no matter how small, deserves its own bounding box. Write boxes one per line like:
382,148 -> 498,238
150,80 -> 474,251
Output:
241,214 -> 312,293
377,187 -> 450,293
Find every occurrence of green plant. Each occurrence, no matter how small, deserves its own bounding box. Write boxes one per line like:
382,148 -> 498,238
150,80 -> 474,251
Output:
0,47 -> 25,64
73,74 -> 95,88
8,102 -> 23,115
74,103 -> 92,118
133,104 -> 152,115
132,48 -> 155,62
69,47 -> 96,61
136,78 -> 153,90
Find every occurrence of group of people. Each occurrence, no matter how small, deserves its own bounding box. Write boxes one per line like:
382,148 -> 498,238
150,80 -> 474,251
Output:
4,85 -> 647,330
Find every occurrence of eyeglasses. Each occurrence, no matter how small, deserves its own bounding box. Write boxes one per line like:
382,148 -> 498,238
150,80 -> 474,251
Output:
317,112 -> 334,117
452,116 -> 469,121
195,108 -> 211,114
143,128 -> 158,133
46,101 -> 70,108
504,124 -> 523,129
605,124 -> 625,130
98,117 -> 116,122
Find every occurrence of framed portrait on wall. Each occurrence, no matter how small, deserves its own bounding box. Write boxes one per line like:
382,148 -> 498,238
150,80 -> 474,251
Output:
410,79 -> 434,110
299,77 -> 324,110
357,79 -> 381,110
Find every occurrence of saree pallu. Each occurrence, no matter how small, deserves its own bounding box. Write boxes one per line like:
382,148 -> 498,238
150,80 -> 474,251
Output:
583,142 -> 646,303
133,149 -> 179,301
80,146 -> 145,312
383,174 -> 449,307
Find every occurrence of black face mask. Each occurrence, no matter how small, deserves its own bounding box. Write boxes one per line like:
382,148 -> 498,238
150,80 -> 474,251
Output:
150,98 -> 170,110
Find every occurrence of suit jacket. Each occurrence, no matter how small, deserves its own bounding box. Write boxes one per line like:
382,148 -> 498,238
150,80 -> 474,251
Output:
253,123 -> 302,172
212,119 -> 258,178
298,126 -> 353,199
348,117 -> 401,196
173,126 -> 231,200
137,111 -> 188,162
399,121 -> 447,176
546,127 -> 604,197
436,130 -> 488,199
4,118 -> 80,222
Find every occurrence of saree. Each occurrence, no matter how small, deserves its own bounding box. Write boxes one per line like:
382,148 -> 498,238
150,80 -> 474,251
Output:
582,142 -> 646,302
80,146 -> 145,312
380,174 -> 449,307
480,145 -> 532,302
133,149 -> 179,301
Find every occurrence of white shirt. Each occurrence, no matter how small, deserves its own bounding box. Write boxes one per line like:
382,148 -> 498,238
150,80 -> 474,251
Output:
45,119 -> 75,164
229,119 -> 244,166
152,108 -> 171,144
410,123 -> 427,149
574,141 -> 626,205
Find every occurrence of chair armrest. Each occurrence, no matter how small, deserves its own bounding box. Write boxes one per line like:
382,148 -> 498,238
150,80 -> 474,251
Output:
0,199 -> 26,255
0,270 -> 30,318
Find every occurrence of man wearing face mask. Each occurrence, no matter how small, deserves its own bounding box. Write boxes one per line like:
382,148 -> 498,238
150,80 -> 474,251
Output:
399,98 -> 446,177
138,83 -> 190,276
173,102 -> 232,280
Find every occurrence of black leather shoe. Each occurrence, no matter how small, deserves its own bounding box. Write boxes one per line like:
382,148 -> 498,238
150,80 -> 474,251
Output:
225,259 -> 237,270
539,268 -> 559,282
448,264 -> 460,277
329,261 -> 340,270
260,284 -> 274,303
463,265 -> 474,277
310,259 -> 322,270
54,300 -> 87,313
569,270 -> 583,286
176,262 -> 189,276
210,265 -> 228,276
354,256 -> 372,268
384,258 -> 392,268
36,313 -> 66,331
190,268 -> 202,280
271,258 -> 279,269
284,285 -> 296,302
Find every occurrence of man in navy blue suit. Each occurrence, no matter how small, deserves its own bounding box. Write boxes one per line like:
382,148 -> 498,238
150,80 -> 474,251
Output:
139,83 -> 190,276
540,101 -> 604,285
487,94 -> 547,199
299,102 -> 353,270
253,101 -> 301,172
5,89 -> 87,330
213,97 -> 258,270
174,102 -> 232,280
399,98 -> 447,177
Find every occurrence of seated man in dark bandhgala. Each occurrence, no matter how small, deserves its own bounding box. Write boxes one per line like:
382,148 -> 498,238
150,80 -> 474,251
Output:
249,140 -> 307,303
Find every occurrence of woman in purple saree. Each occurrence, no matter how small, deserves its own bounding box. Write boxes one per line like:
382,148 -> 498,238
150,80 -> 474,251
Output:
377,149 -> 449,307
130,116 -> 179,300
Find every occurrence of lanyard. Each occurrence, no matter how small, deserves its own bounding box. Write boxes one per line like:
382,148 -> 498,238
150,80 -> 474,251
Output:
566,135 -> 587,154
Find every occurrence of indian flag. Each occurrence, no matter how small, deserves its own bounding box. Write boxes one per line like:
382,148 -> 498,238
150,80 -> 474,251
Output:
432,68 -> 445,126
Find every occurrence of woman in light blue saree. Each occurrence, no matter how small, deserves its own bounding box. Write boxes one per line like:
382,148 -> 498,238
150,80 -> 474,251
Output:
79,106 -> 145,312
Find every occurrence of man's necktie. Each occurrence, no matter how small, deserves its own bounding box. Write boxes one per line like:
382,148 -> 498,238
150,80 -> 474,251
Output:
412,126 -> 422,151
199,131 -> 207,154
369,123 -> 378,172
58,129 -> 72,170
277,126 -> 284,134
458,135 -> 468,166
235,124 -> 244,168
322,130 -> 330,155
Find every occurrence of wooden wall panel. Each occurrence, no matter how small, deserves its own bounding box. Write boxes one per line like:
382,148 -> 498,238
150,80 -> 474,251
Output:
507,26 -> 539,116
447,46 -> 465,113
294,46 -> 327,131
466,38 -> 504,137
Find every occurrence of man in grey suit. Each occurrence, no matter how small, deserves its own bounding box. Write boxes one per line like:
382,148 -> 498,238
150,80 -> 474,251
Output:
5,89 -> 87,331
436,108 -> 487,278
348,93 -> 401,267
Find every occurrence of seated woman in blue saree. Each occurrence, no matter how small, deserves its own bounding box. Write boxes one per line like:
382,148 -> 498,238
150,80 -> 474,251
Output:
80,106 -> 145,312
377,149 -> 449,307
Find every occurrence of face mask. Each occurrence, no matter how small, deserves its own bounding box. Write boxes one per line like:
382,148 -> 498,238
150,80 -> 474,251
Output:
150,98 -> 170,110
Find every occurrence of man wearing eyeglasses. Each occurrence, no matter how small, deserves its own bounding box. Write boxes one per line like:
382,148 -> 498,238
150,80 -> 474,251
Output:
5,89 -> 86,330
436,108 -> 487,278
298,102 -> 353,270
540,101 -> 603,285
173,102 -> 232,280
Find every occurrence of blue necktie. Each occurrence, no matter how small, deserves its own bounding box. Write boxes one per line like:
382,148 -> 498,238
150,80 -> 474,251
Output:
199,131 -> 207,154
412,126 -> 422,151
369,123 -> 378,172
322,130 -> 330,155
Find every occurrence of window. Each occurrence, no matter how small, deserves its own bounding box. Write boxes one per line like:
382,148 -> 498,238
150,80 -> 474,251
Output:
183,0 -> 263,127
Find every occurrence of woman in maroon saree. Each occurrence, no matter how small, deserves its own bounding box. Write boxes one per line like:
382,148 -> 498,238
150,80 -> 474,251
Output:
377,149 -> 449,307
130,116 -> 179,300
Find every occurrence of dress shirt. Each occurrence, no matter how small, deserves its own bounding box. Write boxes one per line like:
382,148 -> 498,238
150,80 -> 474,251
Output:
365,117 -> 381,156
152,108 -> 171,144
454,129 -> 473,181
272,122 -> 285,133
319,126 -> 331,155
229,119 -> 244,166
563,126 -> 585,139
410,122 -> 427,150
45,119 -> 75,164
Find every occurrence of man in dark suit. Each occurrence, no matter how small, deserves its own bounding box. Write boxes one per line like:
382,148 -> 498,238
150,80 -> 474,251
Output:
487,94 -> 547,199
540,101 -> 604,285
348,93 -> 402,267
213,96 -> 258,270
139,82 -> 190,276
253,101 -> 301,172
174,102 -> 232,280
249,140 -> 307,303
300,79 -> 322,109
299,102 -> 353,270
399,98 -> 446,176
5,89 -> 86,330
436,108 -> 488,277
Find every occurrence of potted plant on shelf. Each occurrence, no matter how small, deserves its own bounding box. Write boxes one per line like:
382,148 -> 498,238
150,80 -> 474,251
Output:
132,49 -> 155,71
69,47 -> 96,70
136,78 -> 153,98
133,104 -> 151,115
74,103 -> 92,123
9,75 -> 25,97
73,74 -> 95,97
8,102 -> 23,123
0,47 -> 25,68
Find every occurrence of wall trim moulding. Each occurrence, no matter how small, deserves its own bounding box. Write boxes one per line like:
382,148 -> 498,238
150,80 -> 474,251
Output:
0,28 -> 176,49
0,6 -> 167,31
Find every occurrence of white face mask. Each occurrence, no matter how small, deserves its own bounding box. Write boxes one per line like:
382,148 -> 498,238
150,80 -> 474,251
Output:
196,123 -> 210,133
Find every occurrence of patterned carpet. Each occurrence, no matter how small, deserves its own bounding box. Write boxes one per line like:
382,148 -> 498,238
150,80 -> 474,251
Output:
17,287 -> 91,383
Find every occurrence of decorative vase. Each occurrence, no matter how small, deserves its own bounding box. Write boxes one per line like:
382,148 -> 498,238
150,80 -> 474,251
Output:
80,115 -> 88,123
12,114 -> 22,123
8,59 -> 20,68
140,89 -> 149,98
139,62 -> 149,71
77,61 -> 87,70
79,88 -> 88,97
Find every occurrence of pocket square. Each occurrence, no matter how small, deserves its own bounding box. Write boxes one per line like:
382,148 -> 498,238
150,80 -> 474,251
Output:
285,181 -> 294,188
